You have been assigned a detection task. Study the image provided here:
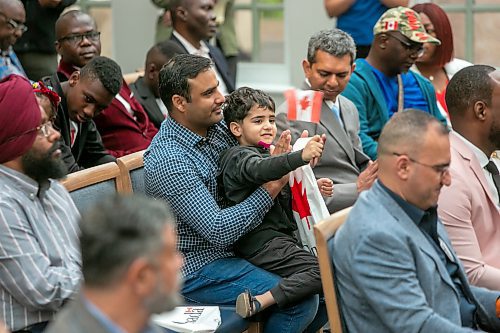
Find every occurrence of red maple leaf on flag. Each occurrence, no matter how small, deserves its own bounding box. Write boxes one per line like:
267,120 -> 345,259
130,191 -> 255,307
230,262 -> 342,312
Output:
284,89 -> 323,123
290,177 -> 312,229
299,95 -> 310,111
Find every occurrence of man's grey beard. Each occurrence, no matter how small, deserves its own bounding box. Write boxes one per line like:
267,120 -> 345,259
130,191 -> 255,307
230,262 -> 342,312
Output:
144,274 -> 184,314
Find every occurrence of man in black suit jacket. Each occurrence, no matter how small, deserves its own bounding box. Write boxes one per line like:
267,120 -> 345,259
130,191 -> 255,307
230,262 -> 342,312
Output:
169,0 -> 235,94
130,40 -> 184,129
43,56 -> 120,173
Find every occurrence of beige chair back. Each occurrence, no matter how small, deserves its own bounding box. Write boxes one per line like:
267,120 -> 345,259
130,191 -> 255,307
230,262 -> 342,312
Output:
313,206 -> 352,333
61,162 -> 124,213
116,150 -> 145,195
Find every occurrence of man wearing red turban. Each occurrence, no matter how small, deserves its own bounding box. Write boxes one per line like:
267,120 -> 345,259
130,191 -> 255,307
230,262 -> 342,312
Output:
0,75 -> 81,332
0,75 -> 40,163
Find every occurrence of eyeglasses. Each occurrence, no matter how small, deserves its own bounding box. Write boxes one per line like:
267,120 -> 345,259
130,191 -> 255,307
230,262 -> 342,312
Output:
387,33 -> 424,57
0,11 -> 27,33
37,121 -> 56,138
58,31 -> 101,45
392,152 -> 450,176
0,121 -> 56,147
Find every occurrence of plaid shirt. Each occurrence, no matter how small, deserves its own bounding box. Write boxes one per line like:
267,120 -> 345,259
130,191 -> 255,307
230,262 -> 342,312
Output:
145,117 -> 274,276
0,48 -> 26,81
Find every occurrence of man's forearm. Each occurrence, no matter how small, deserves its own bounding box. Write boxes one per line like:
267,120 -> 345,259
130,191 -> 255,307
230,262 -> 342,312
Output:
324,0 -> 356,18
380,0 -> 409,7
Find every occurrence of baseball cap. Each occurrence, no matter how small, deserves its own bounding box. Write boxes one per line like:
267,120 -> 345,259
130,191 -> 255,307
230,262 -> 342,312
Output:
373,6 -> 441,45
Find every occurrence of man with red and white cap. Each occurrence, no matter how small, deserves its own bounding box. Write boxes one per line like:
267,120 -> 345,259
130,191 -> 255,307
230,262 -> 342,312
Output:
342,6 -> 447,160
0,74 -> 81,333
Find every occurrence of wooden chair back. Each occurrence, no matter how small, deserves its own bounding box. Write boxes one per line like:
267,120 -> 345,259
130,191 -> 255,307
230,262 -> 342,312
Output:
61,162 -> 124,213
116,150 -> 145,195
313,206 -> 352,333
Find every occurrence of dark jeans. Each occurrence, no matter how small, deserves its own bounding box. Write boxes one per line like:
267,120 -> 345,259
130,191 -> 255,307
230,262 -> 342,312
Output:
182,257 -> 325,333
245,236 -> 322,308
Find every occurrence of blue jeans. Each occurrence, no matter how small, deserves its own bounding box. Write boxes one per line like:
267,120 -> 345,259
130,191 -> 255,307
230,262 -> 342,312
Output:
182,257 -> 326,333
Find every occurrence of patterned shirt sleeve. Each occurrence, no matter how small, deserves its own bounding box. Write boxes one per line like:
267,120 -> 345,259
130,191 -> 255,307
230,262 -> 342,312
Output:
147,151 -> 274,249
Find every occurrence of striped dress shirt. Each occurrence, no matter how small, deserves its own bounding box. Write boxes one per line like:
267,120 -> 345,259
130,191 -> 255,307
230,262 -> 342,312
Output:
145,117 -> 274,277
0,166 -> 82,331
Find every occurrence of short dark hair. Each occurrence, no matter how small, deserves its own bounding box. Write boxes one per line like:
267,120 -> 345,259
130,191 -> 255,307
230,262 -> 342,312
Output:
156,40 -> 185,60
412,3 -> 453,68
80,195 -> 176,287
223,87 -> 275,125
159,54 -> 212,111
378,109 -> 449,157
80,56 -> 122,96
446,65 -> 496,118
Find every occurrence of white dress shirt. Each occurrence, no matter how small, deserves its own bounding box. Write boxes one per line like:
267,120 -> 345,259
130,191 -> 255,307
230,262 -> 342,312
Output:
172,30 -> 229,96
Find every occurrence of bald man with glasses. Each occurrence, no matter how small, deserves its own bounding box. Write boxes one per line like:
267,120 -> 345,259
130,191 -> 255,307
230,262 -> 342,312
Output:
342,6 -> 447,160
14,0 -> 77,80
333,110 -> 500,333
0,0 -> 27,80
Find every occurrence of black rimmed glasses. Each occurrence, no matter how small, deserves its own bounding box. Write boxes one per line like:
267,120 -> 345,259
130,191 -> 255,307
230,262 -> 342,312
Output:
58,31 -> 101,45
386,33 -> 424,57
0,12 -> 27,33
392,152 -> 450,177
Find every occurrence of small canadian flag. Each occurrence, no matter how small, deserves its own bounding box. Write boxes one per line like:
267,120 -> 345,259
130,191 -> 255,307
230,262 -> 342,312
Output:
385,20 -> 398,31
284,89 -> 323,123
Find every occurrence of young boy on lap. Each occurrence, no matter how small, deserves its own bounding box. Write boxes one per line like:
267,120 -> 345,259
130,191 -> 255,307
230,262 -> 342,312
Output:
219,87 -> 332,318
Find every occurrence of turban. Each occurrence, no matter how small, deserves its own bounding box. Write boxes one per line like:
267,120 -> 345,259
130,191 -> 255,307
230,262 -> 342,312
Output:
0,75 -> 42,164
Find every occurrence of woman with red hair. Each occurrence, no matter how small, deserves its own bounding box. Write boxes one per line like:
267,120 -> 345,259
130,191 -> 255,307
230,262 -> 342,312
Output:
412,2 -> 472,118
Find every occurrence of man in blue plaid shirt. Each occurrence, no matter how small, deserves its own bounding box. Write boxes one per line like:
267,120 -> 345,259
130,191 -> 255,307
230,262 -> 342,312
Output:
145,54 -> 326,333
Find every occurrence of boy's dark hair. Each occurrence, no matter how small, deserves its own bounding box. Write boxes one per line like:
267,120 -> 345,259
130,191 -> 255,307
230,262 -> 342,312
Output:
80,56 -> 123,96
223,87 -> 275,125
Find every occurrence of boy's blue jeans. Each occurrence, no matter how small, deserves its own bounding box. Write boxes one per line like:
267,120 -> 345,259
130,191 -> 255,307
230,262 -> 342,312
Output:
182,257 -> 327,333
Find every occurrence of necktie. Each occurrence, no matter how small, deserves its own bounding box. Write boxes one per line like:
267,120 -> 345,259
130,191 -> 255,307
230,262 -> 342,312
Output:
332,104 -> 344,129
485,160 -> 500,198
70,127 -> 76,147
